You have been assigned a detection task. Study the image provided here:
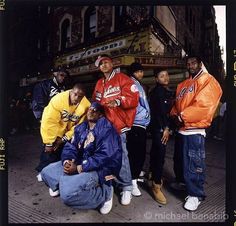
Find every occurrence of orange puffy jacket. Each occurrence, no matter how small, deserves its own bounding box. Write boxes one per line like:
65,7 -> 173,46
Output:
170,71 -> 222,131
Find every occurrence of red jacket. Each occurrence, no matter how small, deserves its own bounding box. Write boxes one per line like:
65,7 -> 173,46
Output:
171,70 -> 222,130
93,70 -> 139,134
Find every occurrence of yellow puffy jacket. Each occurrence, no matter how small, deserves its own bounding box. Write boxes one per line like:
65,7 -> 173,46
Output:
40,90 -> 90,145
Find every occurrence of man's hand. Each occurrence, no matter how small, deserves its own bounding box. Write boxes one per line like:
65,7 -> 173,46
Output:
171,115 -> 184,129
105,100 -> 118,108
161,128 -> 170,145
63,159 -> 77,175
53,137 -> 64,151
77,165 -> 83,174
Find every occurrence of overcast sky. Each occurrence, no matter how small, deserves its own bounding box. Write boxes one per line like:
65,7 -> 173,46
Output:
214,5 -> 226,69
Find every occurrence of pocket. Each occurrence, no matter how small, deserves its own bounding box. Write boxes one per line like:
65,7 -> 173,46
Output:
82,172 -> 99,191
188,136 -> 205,174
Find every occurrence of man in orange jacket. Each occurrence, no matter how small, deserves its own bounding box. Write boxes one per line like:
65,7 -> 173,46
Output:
170,55 -> 222,211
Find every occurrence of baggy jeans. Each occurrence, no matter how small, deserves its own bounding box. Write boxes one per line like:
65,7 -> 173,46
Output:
115,133 -> 132,191
182,134 -> 206,200
41,161 -> 112,209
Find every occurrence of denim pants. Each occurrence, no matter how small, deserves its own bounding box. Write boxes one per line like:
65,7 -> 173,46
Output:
182,134 -> 206,200
41,161 -> 112,209
115,133 -> 132,191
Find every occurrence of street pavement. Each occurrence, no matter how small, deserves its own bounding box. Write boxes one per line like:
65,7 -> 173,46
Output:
8,130 -> 226,223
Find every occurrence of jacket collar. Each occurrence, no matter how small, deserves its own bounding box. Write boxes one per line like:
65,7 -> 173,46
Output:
191,69 -> 204,80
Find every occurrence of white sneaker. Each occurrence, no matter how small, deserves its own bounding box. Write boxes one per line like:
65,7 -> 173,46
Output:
100,187 -> 113,214
184,196 -> 201,211
132,179 -> 141,197
36,173 -> 43,182
120,190 -> 132,205
49,188 -> 60,197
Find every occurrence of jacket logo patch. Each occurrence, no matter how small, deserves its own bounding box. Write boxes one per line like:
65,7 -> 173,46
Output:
84,132 -> 95,148
177,85 -> 195,100
61,110 -> 80,122
188,85 -> 194,93
49,86 -> 60,97
131,84 -> 138,93
103,85 -> 121,98
177,87 -> 187,100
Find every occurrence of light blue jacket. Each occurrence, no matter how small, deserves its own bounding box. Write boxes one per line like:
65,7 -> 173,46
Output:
131,77 -> 150,129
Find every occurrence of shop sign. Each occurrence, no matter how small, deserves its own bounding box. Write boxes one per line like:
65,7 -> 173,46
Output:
55,30 -> 150,67
135,56 -> 182,67
66,40 -> 126,63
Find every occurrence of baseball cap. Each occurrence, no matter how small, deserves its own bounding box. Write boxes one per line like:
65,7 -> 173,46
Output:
95,55 -> 112,67
89,102 -> 104,113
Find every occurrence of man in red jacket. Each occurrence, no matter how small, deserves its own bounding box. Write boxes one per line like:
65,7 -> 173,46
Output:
93,54 -> 139,205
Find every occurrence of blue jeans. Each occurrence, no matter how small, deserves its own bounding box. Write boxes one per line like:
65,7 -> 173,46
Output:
182,134 -> 206,200
115,133 -> 132,191
41,161 -> 112,209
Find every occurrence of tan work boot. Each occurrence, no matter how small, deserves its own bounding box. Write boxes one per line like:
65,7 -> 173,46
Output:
152,181 -> 167,205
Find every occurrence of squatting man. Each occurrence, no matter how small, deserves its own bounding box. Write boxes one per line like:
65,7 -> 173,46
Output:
41,102 -> 122,214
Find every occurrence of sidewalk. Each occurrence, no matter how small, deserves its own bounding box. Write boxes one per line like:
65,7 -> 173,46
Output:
8,131 -> 226,223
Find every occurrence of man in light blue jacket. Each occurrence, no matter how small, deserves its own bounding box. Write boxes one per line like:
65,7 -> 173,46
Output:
126,62 -> 150,197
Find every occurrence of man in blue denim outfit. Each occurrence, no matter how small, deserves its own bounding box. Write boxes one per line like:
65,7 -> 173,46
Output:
41,102 -> 122,214
170,55 -> 222,211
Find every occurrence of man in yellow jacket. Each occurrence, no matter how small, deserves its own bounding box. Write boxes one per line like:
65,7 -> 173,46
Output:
36,83 -> 91,181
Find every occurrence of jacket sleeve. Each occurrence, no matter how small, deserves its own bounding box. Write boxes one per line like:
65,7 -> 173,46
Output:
40,98 -> 61,144
81,127 -> 121,172
139,87 -> 150,120
181,77 -> 222,123
117,75 -> 139,109
32,82 -> 49,119
61,124 -> 86,165
92,81 -> 101,102
61,142 -> 83,165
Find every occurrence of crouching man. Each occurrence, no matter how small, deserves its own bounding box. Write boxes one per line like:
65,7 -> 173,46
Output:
41,102 -> 122,214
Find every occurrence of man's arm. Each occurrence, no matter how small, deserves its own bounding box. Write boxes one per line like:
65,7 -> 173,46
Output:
32,82 -> 48,120
109,74 -> 139,109
40,100 -> 62,145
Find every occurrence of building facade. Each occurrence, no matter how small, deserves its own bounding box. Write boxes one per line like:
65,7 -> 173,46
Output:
9,5 -> 225,96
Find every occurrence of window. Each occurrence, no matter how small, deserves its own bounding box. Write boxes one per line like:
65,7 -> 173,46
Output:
59,14 -> 72,51
61,19 -> 70,51
84,7 -> 97,41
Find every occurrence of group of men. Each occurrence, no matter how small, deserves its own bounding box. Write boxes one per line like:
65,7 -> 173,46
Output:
32,53 -> 222,214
